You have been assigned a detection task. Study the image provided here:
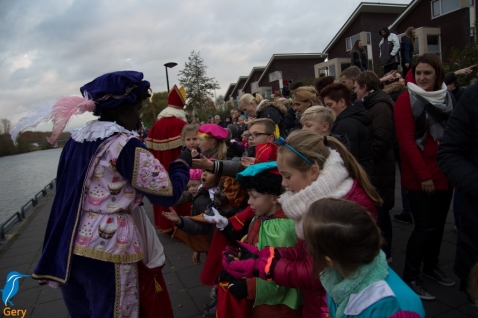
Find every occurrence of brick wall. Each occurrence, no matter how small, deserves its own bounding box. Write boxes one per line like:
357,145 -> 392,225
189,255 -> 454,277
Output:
243,70 -> 263,94
328,12 -> 400,66
392,2 -> 472,60
231,79 -> 246,99
258,58 -> 324,92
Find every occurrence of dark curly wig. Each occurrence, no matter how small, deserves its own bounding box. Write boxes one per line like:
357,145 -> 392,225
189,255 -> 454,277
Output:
238,171 -> 284,196
97,89 -> 151,119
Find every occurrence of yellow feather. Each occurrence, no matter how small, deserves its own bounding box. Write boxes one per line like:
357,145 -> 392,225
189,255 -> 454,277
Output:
274,125 -> 280,138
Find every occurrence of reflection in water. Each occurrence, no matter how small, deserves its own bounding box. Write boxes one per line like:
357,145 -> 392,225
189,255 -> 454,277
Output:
0,148 -> 62,223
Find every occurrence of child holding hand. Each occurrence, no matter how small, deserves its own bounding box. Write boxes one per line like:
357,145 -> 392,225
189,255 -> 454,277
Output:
304,198 -> 424,318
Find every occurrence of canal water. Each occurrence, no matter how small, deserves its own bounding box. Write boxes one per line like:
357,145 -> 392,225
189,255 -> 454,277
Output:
0,148 -> 62,223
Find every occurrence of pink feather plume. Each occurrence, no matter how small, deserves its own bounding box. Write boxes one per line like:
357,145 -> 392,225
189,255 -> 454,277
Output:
47,95 -> 96,145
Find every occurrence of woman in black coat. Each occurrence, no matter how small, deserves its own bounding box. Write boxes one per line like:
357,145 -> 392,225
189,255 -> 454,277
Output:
355,71 -> 396,260
320,83 -> 374,177
400,27 -> 415,77
350,40 -> 368,71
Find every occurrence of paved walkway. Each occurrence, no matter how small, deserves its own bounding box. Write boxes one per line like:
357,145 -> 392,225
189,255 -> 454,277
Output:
1,172 -> 477,317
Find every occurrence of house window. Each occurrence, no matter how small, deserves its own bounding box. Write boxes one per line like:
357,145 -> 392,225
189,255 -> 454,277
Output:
329,65 -> 336,76
268,71 -> 282,82
431,0 -> 460,17
346,32 -> 371,51
318,67 -> 328,76
251,81 -> 259,91
264,90 -> 272,99
346,33 -> 361,51
427,34 -> 441,56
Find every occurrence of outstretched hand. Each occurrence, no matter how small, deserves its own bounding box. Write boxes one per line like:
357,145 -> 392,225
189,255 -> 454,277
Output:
162,207 -> 181,225
455,64 -> 476,76
192,154 -> 214,170
203,207 -> 228,229
241,157 -> 255,168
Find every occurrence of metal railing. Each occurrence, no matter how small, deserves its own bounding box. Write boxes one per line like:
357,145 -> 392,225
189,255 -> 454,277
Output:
0,179 -> 56,241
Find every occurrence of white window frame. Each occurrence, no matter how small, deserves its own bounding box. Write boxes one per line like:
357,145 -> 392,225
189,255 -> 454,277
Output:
251,81 -> 259,91
431,0 -> 461,18
345,33 -> 361,51
426,34 -> 442,57
268,71 -> 283,82
345,32 -> 371,52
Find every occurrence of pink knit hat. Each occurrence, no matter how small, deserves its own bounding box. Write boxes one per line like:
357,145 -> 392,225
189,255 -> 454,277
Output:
198,124 -> 228,140
189,169 -> 202,181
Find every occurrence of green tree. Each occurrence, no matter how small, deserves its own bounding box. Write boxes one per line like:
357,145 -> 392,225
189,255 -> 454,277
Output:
141,91 -> 168,128
443,20 -> 478,87
1,118 -> 11,134
215,95 -> 225,110
178,51 -> 220,114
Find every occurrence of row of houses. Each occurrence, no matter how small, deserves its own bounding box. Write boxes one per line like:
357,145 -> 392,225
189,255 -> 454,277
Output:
224,0 -> 477,103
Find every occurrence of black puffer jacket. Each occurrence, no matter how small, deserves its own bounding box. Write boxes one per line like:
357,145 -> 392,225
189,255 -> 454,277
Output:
256,102 -> 287,137
284,107 -> 302,133
363,90 -> 396,210
331,102 -> 374,177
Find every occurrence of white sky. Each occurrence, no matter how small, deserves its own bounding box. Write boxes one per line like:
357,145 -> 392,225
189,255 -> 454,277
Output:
0,0 -> 410,131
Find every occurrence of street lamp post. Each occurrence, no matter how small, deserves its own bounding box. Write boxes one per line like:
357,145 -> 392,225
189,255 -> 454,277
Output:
164,62 -> 178,92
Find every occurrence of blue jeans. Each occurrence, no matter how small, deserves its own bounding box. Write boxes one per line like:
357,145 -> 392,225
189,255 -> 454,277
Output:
403,188 -> 453,282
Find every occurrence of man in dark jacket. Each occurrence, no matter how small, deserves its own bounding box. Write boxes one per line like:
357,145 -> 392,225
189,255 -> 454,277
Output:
437,83 -> 478,299
284,81 -> 303,133
379,27 -> 400,74
320,83 -> 374,177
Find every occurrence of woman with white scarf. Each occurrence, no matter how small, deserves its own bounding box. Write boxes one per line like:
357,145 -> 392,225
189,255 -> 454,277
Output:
395,53 -> 454,301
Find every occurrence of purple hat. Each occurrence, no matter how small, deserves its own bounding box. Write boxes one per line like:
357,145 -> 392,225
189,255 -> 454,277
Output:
80,71 -> 150,114
198,124 -> 228,140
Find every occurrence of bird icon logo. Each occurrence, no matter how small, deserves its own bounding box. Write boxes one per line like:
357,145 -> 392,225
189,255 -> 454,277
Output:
1,271 -> 30,306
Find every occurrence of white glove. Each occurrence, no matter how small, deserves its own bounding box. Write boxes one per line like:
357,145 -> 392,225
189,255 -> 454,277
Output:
203,207 -> 228,230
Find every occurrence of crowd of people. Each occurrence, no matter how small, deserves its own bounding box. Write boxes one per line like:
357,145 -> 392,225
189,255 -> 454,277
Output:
10,41 -> 478,317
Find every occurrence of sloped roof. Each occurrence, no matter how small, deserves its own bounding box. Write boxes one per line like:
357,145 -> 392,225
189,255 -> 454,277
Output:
224,83 -> 237,100
241,66 -> 266,91
389,0 -> 421,30
257,53 -> 328,84
230,76 -> 248,97
323,2 -> 408,53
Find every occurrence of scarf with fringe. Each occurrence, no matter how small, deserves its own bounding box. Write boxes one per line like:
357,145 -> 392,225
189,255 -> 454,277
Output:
407,82 -> 453,150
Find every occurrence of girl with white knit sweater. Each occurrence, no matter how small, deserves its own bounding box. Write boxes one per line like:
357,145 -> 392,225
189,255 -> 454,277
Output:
222,130 -> 381,318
